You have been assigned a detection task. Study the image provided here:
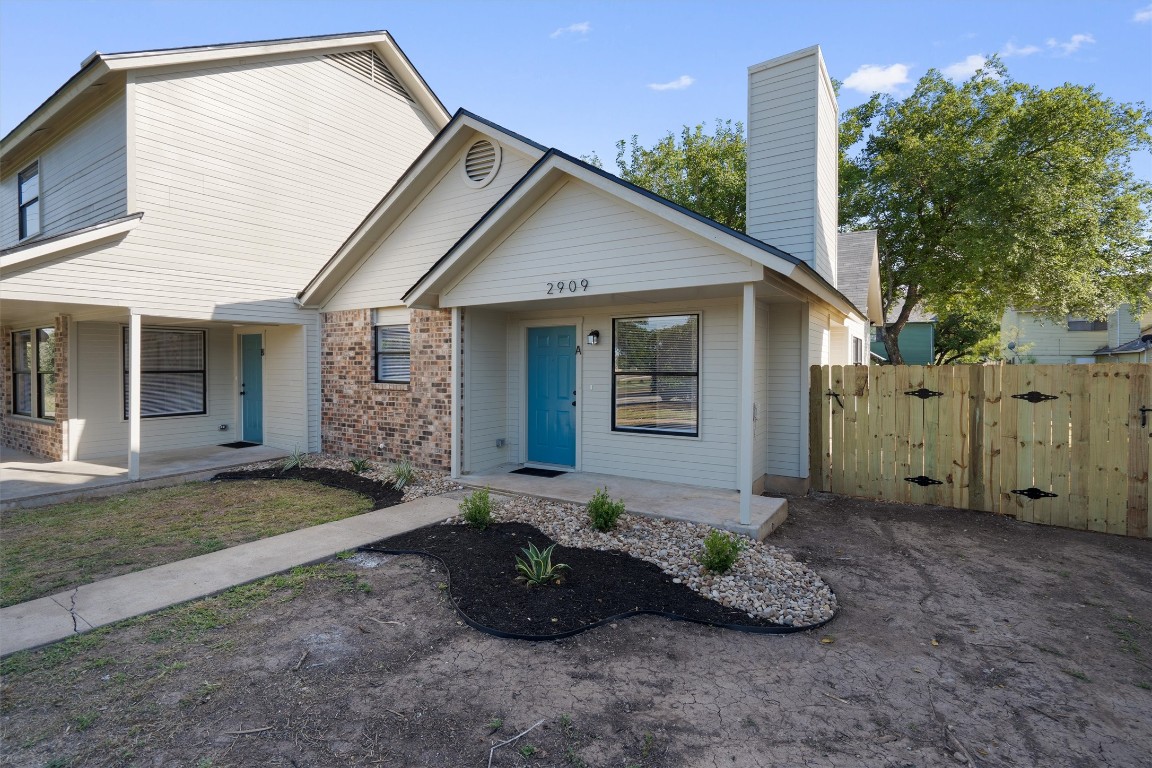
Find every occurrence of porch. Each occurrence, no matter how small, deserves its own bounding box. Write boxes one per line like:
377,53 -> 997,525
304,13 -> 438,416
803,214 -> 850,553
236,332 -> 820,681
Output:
0,442 -> 288,511
459,464 -> 788,540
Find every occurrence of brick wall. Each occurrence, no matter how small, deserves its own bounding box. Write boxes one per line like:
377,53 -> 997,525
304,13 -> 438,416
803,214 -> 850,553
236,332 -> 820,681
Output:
1,315 -> 68,459
321,308 -> 453,469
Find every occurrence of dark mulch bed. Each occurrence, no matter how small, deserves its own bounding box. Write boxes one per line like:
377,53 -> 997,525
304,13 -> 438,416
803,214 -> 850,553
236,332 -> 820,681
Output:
365,522 -> 811,639
212,467 -> 404,508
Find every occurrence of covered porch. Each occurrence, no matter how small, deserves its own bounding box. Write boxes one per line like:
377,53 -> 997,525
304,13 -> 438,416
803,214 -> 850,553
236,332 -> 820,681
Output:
0,442 -> 288,511
1,298 -> 314,476
460,463 -> 788,540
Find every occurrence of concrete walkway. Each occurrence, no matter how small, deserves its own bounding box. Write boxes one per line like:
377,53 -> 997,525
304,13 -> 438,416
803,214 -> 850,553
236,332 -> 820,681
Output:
0,495 -> 458,657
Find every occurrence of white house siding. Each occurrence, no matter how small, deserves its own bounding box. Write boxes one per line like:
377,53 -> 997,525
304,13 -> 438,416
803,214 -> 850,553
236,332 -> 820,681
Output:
71,322 -> 234,459
1111,304 -> 1146,347
441,180 -> 761,307
0,96 -> 127,249
259,324 -> 310,452
324,143 -> 540,312
1002,309 -> 1108,363
747,49 -> 837,286
766,303 -> 804,477
753,304 -> 769,486
470,298 -> 741,489
809,304 -> 831,365
463,308 -> 508,472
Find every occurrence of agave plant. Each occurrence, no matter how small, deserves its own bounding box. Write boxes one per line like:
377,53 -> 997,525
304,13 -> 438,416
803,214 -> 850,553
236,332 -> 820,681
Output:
515,541 -> 569,586
390,459 -> 417,490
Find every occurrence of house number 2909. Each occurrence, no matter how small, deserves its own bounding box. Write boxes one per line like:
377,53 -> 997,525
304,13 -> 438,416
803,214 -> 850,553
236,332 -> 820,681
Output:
546,279 -> 589,295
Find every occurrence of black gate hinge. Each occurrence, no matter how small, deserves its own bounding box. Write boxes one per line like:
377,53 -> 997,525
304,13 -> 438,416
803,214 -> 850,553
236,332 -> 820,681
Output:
905,475 -> 943,486
1011,391 -> 1057,403
905,388 -> 943,400
1011,487 -> 1058,500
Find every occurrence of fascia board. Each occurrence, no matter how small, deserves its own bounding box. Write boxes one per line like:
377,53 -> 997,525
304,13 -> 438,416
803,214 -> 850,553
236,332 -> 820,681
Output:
1,61 -> 111,157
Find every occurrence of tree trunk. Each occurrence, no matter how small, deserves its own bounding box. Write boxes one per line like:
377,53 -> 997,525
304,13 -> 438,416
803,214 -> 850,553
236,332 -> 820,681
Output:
881,286 -> 921,366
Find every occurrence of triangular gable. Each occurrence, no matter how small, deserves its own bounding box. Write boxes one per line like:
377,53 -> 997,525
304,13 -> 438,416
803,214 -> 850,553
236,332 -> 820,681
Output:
405,151 -> 863,320
298,110 -> 546,308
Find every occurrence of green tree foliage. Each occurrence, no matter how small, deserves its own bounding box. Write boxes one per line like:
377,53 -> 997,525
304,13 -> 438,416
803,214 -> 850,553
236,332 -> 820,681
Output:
601,61 -> 1152,366
841,59 -> 1152,363
931,308 -> 1003,365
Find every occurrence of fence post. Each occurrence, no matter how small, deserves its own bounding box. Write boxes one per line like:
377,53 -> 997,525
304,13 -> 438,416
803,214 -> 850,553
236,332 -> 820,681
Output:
809,365 -> 824,492
1128,364 -> 1149,538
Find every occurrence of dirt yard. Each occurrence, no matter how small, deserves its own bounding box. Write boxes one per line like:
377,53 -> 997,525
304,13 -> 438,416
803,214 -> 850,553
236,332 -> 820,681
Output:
2,494 -> 1149,767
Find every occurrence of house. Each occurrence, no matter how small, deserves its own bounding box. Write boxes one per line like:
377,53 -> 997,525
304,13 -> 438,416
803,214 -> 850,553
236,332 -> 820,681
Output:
1001,303 -> 1151,364
870,302 -> 937,365
836,229 -> 882,362
299,45 -> 878,522
1,32 -> 448,476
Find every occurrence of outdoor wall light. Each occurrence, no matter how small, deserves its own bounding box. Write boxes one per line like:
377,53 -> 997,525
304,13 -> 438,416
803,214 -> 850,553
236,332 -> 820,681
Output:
587,330 -> 600,345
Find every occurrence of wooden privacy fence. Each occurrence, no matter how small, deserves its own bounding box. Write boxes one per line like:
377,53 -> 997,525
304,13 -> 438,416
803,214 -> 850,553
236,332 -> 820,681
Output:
810,364 -> 1150,538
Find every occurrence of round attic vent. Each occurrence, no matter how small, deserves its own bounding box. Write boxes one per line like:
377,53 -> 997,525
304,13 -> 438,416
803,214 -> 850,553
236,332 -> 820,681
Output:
463,139 -> 501,188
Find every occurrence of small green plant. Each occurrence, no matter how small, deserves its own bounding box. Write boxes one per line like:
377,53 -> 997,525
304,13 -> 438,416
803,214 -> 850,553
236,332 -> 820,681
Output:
349,457 -> 372,475
518,744 -> 537,757
390,459 -> 417,490
515,542 -> 570,586
460,487 -> 493,530
487,717 -> 504,734
586,487 -> 625,532
698,529 -> 745,573
280,447 -> 308,474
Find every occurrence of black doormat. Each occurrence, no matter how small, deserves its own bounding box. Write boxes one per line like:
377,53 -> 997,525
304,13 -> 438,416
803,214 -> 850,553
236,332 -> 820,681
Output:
510,467 -> 567,478
218,441 -> 260,449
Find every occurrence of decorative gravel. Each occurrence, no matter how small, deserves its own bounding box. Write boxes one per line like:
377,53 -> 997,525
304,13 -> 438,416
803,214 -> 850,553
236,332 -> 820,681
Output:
448,495 -> 838,627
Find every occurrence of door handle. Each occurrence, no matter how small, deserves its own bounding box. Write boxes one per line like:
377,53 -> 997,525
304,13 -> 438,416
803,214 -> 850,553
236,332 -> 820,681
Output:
240,390 -> 246,396
571,400 -> 576,406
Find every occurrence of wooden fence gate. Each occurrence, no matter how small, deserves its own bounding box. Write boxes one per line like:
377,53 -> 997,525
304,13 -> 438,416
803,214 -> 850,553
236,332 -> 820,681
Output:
809,364 -> 1149,538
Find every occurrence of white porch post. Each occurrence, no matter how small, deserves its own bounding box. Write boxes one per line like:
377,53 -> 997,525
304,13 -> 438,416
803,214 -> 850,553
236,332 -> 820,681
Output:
128,311 -> 142,480
738,283 -> 755,525
450,306 -> 461,479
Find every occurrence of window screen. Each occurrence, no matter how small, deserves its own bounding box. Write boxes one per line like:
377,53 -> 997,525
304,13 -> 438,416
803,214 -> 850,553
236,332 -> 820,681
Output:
375,324 -> 411,383
123,328 -> 206,418
613,314 -> 699,436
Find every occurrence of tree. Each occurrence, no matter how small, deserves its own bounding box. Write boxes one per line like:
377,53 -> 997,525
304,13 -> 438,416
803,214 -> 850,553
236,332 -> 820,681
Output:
601,62 -> 1152,365
841,59 -> 1152,363
931,308 -> 1002,364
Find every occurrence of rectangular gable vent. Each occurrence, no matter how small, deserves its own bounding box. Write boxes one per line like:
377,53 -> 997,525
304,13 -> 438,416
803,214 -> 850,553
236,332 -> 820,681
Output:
326,50 -> 412,102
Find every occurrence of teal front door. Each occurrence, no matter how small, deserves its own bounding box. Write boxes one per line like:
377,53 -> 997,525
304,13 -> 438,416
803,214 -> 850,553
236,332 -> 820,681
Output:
526,326 -> 576,466
241,334 -> 263,444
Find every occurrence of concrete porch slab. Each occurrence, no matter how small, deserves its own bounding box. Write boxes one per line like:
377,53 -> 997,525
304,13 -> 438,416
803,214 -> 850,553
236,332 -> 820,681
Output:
458,465 -> 787,541
0,443 -> 289,511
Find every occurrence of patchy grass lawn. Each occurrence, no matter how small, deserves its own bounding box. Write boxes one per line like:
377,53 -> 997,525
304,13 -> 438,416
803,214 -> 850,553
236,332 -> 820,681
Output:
0,480 -> 373,607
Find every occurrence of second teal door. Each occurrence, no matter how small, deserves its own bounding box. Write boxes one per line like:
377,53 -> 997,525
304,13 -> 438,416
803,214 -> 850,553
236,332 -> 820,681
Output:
526,326 -> 576,466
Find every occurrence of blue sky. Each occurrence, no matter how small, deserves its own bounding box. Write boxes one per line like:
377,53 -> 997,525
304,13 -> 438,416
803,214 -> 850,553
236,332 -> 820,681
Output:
2,0 -> 1150,179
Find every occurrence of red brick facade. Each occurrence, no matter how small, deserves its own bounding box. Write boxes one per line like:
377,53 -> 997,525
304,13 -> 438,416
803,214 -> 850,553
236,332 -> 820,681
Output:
321,308 -> 453,469
1,315 -> 69,460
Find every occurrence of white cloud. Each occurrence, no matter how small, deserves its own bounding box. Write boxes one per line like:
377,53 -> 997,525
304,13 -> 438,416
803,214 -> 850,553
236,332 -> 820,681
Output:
550,21 -> 591,39
843,63 -> 911,94
943,54 -> 989,80
647,75 -> 695,91
1000,41 -> 1042,57
1046,33 -> 1096,55
1134,4 -> 1152,22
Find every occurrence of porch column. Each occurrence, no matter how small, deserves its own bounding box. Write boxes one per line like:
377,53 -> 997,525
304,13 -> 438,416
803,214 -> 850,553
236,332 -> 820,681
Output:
127,311 -> 142,480
738,283 -> 755,525
450,306 -> 461,479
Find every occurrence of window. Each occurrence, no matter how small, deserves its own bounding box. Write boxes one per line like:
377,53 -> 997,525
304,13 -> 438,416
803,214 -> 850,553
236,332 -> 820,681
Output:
10,326 -> 55,419
18,162 -> 40,240
1067,317 -> 1107,331
613,314 -> 699,436
374,324 -> 411,383
852,336 -> 865,365
123,328 -> 206,418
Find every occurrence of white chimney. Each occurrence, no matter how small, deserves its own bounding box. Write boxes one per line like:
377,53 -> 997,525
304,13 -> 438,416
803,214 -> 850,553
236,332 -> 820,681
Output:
746,46 -> 838,288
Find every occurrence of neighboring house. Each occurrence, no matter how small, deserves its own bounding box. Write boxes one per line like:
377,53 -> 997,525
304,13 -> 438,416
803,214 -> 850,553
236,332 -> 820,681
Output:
299,44 -> 876,518
836,230 -> 884,363
1,32 -> 449,473
870,303 -> 937,365
1001,303 -> 1151,364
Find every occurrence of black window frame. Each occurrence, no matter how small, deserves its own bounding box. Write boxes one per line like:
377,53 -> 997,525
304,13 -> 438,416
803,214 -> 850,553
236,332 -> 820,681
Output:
122,327 -> 207,419
1067,317 -> 1108,332
10,326 -> 55,420
852,336 -> 865,365
374,323 -> 411,384
18,161 -> 40,240
611,313 -> 700,437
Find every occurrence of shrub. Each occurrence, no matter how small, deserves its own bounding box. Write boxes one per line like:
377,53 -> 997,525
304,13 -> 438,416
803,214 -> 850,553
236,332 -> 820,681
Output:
698,530 -> 745,573
515,541 -> 569,586
280,447 -> 308,474
348,457 -> 372,475
390,459 -> 417,490
586,487 -> 625,532
459,487 -> 492,530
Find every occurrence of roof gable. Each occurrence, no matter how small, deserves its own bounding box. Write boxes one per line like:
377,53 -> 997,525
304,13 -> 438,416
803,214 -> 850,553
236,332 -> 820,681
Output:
837,230 -> 883,324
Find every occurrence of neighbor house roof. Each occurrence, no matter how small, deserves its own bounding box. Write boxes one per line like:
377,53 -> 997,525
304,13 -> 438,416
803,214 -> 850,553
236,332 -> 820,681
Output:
2,30 -> 449,167
837,230 -> 884,324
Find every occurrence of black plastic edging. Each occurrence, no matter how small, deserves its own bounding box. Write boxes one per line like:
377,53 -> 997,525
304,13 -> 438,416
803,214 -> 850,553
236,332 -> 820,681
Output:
357,546 -> 834,641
